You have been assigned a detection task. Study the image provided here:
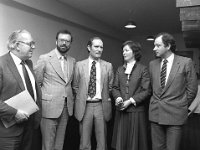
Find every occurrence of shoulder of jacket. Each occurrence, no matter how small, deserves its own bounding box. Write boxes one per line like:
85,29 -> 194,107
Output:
176,55 -> 191,61
39,50 -> 55,60
67,55 -> 76,62
101,59 -> 112,66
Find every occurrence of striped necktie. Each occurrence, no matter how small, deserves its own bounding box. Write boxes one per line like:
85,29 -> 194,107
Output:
160,59 -> 168,89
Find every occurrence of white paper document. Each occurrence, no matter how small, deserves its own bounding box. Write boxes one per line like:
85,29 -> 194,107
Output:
1,90 -> 39,128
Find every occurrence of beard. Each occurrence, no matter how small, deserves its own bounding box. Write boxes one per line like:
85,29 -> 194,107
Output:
57,44 -> 70,54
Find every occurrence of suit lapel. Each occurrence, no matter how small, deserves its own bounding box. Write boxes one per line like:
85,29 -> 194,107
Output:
83,59 -> 89,90
100,60 -> 105,91
6,53 -> 25,90
49,51 -> 65,82
155,59 -> 162,89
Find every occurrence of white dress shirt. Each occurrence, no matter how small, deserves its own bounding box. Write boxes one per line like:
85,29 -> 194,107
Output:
161,53 -> 174,85
88,57 -> 101,100
10,52 -> 37,101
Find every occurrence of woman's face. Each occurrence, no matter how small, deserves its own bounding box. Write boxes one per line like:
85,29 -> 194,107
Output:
123,45 -> 135,62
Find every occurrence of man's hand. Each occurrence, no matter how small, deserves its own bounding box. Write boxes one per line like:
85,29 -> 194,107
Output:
15,110 -> 29,123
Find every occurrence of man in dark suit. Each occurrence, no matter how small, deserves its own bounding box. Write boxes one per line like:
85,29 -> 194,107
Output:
35,29 -> 76,150
0,29 -> 41,150
73,37 -> 114,150
149,32 -> 198,150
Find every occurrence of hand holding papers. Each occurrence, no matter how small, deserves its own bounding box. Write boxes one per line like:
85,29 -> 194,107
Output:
1,90 -> 39,128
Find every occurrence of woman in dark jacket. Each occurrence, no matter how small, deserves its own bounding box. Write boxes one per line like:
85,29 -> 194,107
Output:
112,40 -> 151,150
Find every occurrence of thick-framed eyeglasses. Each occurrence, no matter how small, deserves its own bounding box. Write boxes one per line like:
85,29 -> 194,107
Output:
17,41 -> 36,49
58,39 -> 71,44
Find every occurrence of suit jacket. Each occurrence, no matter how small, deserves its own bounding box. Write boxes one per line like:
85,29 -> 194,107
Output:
112,63 -> 151,112
73,58 -> 114,122
0,52 -> 42,137
188,82 -> 200,114
149,55 -> 198,125
34,49 -> 76,118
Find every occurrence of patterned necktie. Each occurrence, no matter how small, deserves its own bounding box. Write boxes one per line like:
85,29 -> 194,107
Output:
88,61 -> 96,98
160,59 -> 168,89
21,61 -> 34,99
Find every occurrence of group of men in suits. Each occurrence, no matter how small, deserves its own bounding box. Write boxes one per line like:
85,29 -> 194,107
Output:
0,29 -> 198,150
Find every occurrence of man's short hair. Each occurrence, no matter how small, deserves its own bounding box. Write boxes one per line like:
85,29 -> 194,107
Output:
56,29 -> 73,42
87,37 -> 102,47
7,29 -> 29,50
155,32 -> 176,53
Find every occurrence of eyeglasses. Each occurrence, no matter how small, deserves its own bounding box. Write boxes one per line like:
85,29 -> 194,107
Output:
58,39 -> 71,44
17,41 -> 36,49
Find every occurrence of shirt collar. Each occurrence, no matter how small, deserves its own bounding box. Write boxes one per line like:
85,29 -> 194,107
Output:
10,51 -> 23,65
124,60 -> 136,75
55,48 -> 67,60
163,53 -> 174,63
89,56 -> 100,64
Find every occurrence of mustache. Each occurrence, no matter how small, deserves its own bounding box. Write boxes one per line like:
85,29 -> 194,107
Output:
59,45 -> 68,48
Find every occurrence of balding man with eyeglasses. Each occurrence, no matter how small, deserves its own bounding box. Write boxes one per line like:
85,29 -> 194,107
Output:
0,29 -> 42,150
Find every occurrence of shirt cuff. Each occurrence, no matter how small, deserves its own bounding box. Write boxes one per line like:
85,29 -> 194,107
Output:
116,97 -> 123,101
130,97 -> 136,106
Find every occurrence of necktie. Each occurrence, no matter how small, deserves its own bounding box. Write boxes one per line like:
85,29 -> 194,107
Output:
21,61 -> 34,99
88,61 -> 96,98
160,59 -> 168,89
61,56 -> 68,81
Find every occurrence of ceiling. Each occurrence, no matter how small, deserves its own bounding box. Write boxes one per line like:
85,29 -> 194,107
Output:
58,0 -> 182,36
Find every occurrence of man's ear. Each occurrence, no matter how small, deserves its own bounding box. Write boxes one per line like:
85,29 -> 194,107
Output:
87,45 -> 91,52
167,43 -> 171,50
13,43 -> 20,51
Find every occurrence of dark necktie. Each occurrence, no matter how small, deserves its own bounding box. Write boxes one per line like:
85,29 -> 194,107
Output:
160,59 -> 168,89
21,61 -> 34,99
88,61 -> 96,98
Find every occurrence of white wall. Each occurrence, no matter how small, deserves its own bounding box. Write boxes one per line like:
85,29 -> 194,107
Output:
0,0 -> 124,71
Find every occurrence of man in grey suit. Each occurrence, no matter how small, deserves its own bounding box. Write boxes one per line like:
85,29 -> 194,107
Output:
149,32 -> 198,150
35,30 -> 76,150
73,37 -> 114,150
0,29 -> 41,150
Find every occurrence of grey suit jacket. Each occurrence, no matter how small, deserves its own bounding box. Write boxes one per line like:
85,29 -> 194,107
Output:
0,53 -> 42,137
34,49 -> 76,118
73,58 -> 114,122
149,55 -> 198,125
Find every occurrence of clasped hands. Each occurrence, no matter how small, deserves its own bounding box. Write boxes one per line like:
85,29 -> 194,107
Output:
15,110 -> 29,123
115,97 -> 136,111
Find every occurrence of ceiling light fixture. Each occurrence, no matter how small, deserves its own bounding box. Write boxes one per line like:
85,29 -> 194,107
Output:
125,9 -> 136,29
125,20 -> 136,29
146,35 -> 155,41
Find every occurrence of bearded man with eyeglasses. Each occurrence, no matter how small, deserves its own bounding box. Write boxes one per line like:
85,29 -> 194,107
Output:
0,29 -> 42,150
35,29 -> 76,150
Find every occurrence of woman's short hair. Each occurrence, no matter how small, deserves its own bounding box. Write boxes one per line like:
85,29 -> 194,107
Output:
122,40 -> 142,61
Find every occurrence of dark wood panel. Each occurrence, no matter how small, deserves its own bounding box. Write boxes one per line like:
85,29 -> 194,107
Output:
182,20 -> 200,31
183,31 -> 200,48
180,6 -> 200,20
177,0 -> 200,7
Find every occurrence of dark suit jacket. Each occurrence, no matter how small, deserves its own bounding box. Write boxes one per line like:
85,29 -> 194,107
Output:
0,52 -> 41,137
73,58 -> 114,122
149,55 -> 198,125
112,63 -> 151,112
